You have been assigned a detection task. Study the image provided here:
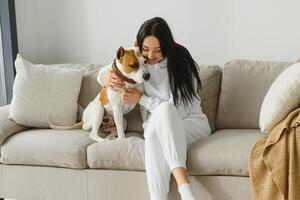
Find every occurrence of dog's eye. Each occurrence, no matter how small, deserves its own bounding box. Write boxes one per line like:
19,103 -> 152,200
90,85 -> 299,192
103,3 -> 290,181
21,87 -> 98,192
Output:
129,63 -> 139,68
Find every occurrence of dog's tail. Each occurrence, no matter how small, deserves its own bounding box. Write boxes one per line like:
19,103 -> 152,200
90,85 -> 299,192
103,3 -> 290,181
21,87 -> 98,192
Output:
47,114 -> 82,130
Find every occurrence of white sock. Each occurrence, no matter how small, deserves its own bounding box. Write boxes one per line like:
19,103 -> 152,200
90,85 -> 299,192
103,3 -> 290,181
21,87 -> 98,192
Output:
178,183 -> 197,200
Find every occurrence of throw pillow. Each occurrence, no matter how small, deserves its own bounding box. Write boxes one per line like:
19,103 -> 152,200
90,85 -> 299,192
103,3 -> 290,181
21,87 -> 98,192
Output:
9,54 -> 83,128
259,62 -> 300,133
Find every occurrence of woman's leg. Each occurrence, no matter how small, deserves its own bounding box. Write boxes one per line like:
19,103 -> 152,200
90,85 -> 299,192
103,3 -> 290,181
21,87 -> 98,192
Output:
144,127 -> 171,200
144,102 -> 188,199
172,117 -> 211,186
172,167 -> 189,186
144,102 -> 210,199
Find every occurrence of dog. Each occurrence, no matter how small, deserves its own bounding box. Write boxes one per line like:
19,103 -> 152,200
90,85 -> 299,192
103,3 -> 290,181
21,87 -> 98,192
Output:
48,46 -> 150,142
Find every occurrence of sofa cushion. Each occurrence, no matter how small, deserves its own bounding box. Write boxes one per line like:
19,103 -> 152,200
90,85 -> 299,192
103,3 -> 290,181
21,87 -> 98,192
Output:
9,54 -> 83,128
187,129 -> 263,176
88,129 -> 263,176
198,65 -> 222,132
77,65 -> 102,108
87,132 -> 145,170
216,59 -> 292,129
0,105 -> 30,146
0,129 -> 95,169
260,62 -> 300,133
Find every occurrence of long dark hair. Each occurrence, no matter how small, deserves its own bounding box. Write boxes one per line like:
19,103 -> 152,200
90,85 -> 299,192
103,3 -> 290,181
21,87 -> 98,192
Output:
136,17 -> 202,107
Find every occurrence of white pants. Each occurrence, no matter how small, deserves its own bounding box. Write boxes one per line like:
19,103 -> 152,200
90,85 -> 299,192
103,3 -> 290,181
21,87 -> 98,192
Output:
144,102 -> 211,200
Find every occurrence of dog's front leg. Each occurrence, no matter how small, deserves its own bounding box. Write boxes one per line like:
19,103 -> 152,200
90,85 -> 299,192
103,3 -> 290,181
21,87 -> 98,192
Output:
89,103 -> 105,142
112,104 -> 125,139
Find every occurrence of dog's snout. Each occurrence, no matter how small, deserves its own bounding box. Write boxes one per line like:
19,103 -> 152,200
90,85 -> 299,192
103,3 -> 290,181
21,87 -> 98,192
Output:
143,73 -> 150,81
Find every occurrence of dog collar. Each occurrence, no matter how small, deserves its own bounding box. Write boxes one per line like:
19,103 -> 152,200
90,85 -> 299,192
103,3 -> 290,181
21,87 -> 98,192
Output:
112,59 -> 137,84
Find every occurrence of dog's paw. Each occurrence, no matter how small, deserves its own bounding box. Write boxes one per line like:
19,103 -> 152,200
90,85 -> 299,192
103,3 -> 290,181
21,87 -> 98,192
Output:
90,135 -> 105,142
105,133 -> 117,140
103,138 -> 112,142
117,131 -> 126,139
117,134 -> 126,139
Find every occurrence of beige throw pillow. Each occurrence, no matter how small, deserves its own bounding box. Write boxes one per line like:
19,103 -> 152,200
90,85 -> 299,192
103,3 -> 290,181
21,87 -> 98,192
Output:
259,62 -> 300,133
8,54 -> 83,128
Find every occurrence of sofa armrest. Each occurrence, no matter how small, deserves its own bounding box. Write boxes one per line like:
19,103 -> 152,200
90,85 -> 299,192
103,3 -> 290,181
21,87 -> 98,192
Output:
0,105 -> 30,145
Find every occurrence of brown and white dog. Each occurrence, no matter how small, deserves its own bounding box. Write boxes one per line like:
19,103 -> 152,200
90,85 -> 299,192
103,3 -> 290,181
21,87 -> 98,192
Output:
48,46 -> 150,142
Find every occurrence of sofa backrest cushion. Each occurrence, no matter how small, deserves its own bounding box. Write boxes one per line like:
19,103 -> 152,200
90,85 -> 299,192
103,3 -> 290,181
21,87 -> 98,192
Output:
80,64 -> 222,133
9,55 -> 84,128
198,65 -> 222,132
78,66 -> 102,108
216,59 -> 292,129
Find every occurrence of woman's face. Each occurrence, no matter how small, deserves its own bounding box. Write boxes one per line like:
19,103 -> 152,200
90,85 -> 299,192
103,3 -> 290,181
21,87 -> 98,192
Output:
142,36 -> 164,65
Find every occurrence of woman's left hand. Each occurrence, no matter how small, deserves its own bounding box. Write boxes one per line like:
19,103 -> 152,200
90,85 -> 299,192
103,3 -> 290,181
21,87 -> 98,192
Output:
122,88 -> 142,104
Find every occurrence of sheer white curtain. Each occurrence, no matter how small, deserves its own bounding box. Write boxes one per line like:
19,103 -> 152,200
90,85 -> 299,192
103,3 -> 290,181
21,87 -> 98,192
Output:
0,24 -> 7,106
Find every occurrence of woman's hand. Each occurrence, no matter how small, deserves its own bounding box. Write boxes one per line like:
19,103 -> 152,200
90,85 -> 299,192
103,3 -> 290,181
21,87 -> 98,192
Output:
122,88 -> 142,104
101,68 -> 125,91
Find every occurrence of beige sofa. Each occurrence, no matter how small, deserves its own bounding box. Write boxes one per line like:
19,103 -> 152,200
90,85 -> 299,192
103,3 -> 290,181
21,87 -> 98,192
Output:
0,59 -> 292,200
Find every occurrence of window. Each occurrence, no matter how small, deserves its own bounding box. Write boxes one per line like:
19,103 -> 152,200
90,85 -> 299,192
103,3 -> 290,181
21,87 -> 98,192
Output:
0,0 -> 18,106
0,25 -> 7,106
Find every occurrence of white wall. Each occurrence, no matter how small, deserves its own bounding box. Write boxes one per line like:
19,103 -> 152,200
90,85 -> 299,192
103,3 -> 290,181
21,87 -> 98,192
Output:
15,0 -> 300,67
228,0 -> 300,62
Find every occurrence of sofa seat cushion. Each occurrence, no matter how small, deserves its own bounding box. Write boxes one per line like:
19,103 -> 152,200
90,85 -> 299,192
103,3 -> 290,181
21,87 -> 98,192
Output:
88,130 -> 263,175
87,132 -> 145,170
187,129 -> 263,176
0,129 -> 95,169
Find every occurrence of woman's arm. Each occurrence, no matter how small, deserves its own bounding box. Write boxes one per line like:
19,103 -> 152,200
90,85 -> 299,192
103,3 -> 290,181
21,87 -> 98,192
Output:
141,92 -> 201,119
139,95 -> 172,113
97,64 -> 125,90
123,88 -> 172,113
97,64 -> 111,86
123,87 -> 202,120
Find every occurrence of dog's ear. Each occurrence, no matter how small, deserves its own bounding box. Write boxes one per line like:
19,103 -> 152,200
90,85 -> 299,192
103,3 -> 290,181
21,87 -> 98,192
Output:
117,47 -> 125,60
134,41 -> 138,47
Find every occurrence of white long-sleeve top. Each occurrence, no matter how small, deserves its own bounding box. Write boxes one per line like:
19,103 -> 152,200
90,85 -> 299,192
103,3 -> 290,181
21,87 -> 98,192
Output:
97,59 -> 209,128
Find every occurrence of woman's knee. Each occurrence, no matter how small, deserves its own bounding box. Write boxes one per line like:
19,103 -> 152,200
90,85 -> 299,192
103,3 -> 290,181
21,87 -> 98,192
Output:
154,102 -> 177,117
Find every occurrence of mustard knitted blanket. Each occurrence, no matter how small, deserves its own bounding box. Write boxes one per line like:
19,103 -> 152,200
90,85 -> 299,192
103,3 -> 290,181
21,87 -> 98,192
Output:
249,107 -> 300,200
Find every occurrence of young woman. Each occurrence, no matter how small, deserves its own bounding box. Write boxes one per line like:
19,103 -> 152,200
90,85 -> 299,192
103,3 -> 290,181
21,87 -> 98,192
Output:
99,17 -> 211,200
